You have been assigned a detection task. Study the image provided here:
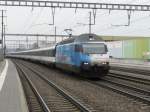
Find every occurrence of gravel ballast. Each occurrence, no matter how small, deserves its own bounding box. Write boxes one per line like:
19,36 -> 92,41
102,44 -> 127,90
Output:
16,60 -> 150,112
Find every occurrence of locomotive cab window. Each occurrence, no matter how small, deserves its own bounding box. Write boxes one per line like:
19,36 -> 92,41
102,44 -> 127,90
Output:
75,44 -> 83,52
82,43 -> 107,54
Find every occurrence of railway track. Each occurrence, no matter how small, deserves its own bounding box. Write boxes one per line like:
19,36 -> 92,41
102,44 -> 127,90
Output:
14,59 -> 150,110
21,60 -> 150,105
109,70 -> 150,85
110,66 -> 150,76
14,60 -> 94,112
90,73 -> 150,104
15,63 -> 50,112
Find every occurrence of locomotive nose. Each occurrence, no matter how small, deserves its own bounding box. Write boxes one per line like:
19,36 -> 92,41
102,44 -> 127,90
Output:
90,54 -> 109,66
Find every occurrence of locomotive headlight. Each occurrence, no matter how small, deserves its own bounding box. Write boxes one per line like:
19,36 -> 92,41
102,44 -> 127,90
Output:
84,62 -> 89,65
102,62 -> 107,64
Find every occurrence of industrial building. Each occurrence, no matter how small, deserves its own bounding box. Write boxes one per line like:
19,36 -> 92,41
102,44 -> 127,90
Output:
100,36 -> 150,60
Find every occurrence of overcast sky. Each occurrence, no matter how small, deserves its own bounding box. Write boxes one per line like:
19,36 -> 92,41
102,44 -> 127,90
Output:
1,0 -> 150,39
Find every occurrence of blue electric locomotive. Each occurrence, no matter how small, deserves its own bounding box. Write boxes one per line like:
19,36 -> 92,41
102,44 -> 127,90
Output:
55,34 -> 109,77
8,33 -> 109,77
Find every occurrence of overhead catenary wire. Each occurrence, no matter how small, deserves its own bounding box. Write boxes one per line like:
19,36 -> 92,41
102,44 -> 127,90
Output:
111,10 -> 132,27
98,13 -> 150,32
4,0 -> 150,48
23,8 -> 44,34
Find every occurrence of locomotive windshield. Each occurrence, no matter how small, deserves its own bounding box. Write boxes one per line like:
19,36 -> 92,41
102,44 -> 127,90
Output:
82,43 -> 107,54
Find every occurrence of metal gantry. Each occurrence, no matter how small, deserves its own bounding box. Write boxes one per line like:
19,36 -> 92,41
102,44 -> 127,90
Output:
5,33 -> 75,37
0,0 -> 150,11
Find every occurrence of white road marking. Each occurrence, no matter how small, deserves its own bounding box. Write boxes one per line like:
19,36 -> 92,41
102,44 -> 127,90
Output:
0,60 -> 8,92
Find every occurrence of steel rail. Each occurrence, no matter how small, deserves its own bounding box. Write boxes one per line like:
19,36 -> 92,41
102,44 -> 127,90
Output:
91,81 -> 150,104
102,77 -> 150,95
15,62 -> 51,112
108,72 -> 150,85
110,66 -> 150,76
18,59 -> 150,105
110,70 -> 150,81
16,60 -> 92,112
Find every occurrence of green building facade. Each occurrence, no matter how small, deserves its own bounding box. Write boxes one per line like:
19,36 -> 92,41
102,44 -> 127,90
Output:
122,38 -> 150,59
103,35 -> 150,60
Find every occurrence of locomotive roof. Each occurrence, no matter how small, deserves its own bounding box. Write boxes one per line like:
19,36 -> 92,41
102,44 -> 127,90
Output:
57,33 -> 103,45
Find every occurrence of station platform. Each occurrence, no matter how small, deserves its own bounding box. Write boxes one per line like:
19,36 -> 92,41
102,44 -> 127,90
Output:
110,58 -> 150,71
0,59 -> 28,112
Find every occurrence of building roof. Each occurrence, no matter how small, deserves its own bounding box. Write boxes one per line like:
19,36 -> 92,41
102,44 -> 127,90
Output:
99,35 -> 150,41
